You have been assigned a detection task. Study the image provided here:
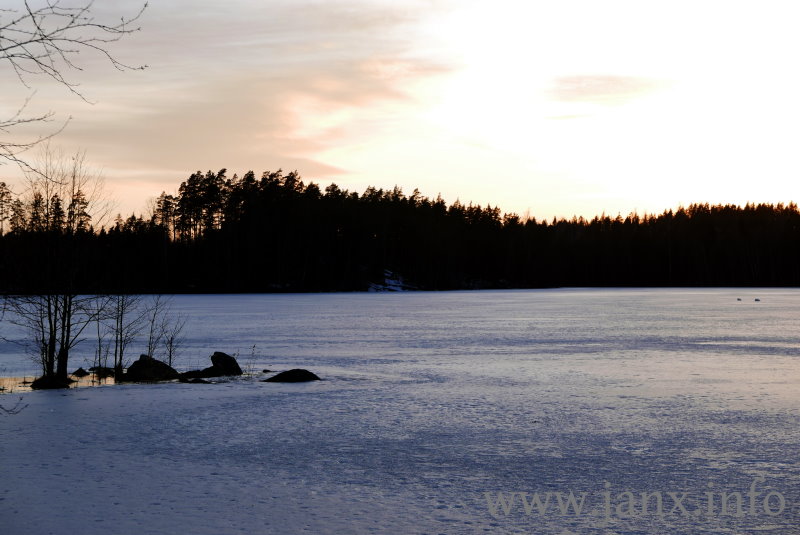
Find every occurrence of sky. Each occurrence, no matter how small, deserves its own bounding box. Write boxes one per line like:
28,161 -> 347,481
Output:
3,0 -> 800,221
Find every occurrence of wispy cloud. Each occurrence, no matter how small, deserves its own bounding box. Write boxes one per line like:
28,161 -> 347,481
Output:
548,75 -> 666,105
10,0 -> 454,196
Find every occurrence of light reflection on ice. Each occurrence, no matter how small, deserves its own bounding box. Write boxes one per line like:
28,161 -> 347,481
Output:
1,288 -> 800,534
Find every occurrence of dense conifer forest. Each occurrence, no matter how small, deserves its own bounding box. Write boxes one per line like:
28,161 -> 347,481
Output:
1,168 -> 799,292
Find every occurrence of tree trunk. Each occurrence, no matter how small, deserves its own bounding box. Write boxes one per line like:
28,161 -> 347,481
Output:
56,295 -> 73,379
45,331 -> 56,377
45,297 -> 57,376
56,346 -> 69,379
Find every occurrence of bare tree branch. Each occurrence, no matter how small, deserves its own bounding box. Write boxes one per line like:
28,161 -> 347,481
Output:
0,397 -> 27,415
1,1 -> 147,167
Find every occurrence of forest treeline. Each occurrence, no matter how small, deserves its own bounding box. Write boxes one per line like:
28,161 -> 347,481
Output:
1,168 -> 800,292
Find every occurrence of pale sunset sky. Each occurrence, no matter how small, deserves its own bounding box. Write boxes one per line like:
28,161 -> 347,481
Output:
3,0 -> 800,221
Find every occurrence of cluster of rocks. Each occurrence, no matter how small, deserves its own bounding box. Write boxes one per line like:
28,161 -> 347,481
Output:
116,352 -> 239,383
29,354 -> 321,390
115,352 -> 320,383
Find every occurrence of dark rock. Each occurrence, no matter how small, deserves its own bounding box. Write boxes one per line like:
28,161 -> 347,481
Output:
89,366 -> 116,378
30,375 -> 73,390
72,367 -> 90,378
179,352 -> 243,380
119,355 -> 179,382
179,377 -> 212,384
262,369 -> 272,373
180,369 -> 204,379
179,368 -> 217,380
210,352 -> 243,376
262,369 -> 321,383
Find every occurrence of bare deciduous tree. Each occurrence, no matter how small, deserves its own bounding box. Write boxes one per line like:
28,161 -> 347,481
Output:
0,181 -> 12,234
143,294 -> 166,359
0,2 -> 147,388
142,294 -> 187,368
3,148 -> 113,385
161,313 -> 186,369
106,294 -> 147,377
20,144 -> 113,231
8,142 -> 108,244
4,294 -> 108,381
89,295 -> 111,375
1,1 -> 147,168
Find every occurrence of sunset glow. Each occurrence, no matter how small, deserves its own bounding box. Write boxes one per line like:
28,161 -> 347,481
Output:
3,0 -> 800,220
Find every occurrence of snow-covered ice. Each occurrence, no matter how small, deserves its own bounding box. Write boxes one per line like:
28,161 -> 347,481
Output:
2,289 -> 800,534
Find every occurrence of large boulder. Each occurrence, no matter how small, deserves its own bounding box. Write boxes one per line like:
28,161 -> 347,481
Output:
120,355 -> 179,382
262,369 -> 321,383
89,366 -> 115,378
210,352 -> 243,375
179,352 -> 243,380
71,367 -> 90,378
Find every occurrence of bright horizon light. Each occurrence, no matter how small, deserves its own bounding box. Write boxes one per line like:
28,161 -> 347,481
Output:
2,0 -> 800,221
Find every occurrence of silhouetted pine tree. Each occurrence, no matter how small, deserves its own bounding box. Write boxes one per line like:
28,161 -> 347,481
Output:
2,168 -> 800,292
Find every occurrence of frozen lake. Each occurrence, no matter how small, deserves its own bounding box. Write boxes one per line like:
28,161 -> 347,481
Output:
2,288 -> 800,534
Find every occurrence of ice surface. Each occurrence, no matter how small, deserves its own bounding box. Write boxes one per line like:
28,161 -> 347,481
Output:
2,289 -> 800,534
